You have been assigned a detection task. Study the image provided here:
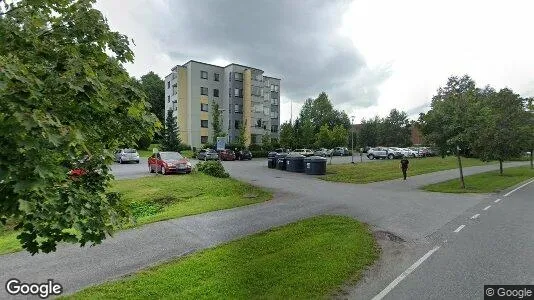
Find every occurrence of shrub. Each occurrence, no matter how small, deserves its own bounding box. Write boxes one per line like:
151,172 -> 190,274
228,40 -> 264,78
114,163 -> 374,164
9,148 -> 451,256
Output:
248,144 -> 262,151
136,134 -> 153,150
196,160 -> 230,178
202,143 -> 216,150
251,150 -> 269,158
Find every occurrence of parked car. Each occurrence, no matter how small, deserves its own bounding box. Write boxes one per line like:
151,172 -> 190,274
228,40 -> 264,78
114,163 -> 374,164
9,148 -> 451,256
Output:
115,148 -> 140,164
331,147 -> 349,156
274,148 -> 290,153
387,148 -> 404,159
238,149 -> 253,160
148,151 -> 191,175
293,149 -> 314,156
197,149 -> 219,161
367,147 -> 397,160
218,149 -> 236,161
314,148 -> 332,157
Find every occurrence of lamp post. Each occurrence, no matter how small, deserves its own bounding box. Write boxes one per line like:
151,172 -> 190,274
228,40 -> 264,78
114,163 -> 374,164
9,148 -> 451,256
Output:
351,115 -> 355,164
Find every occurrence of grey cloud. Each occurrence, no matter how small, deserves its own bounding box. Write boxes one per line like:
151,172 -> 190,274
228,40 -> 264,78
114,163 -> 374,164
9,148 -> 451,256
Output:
152,0 -> 389,107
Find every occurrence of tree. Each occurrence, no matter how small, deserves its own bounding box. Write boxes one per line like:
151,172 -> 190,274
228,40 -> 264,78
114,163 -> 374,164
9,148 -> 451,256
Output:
139,71 -> 165,128
379,109 -> 412,146
211,101 -> 224,144
234,119 -> 246,149
421,75 -> 480,188
472,88 -> 530,174
261,133 -> 271,150
296,118 -> 315,148
331,125 -> 348,147
315,124 -> 333,149
160,110 -> 181,151
359,117 -> 381,147
523,98 -> 534,169
279,122 -> 295,149
0,0 -> 157,253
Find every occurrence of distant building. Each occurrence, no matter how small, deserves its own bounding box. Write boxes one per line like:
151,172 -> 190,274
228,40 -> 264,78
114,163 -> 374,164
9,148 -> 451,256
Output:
411,126 -> 423,145
164,60 -> 281,148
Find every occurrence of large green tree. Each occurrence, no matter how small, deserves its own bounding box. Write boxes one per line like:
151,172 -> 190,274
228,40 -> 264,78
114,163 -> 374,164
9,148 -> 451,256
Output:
139,71 -> 165,127
0,0 -> 157,253
161,110 -> 181,151
315,124 -> 333,149
379,109 -> 412,147
279,122 -> 295,149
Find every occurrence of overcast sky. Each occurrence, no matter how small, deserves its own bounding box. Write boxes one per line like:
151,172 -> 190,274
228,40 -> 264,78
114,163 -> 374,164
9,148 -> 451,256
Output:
96,0 -> 534,123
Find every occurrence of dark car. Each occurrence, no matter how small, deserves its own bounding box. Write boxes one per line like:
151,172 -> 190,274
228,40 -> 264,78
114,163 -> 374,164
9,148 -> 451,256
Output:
218,149 -> 236,161
239,149 -> 253,160
274,148 -> 290,153
148,152 -> 192,175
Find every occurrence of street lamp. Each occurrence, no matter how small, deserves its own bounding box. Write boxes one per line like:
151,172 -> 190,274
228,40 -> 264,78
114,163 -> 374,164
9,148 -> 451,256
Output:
351,115 -> 355,164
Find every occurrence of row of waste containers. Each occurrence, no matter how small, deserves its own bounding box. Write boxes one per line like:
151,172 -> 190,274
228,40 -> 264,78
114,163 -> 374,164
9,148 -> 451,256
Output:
267,152 -> 327,175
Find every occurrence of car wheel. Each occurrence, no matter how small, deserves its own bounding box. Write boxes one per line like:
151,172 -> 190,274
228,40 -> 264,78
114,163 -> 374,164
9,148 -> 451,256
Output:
368,154 -> 374,160
161,167 -> 166,175
136,160 -> 140,164
388,154 -> 394,159
149,165 -> 154,173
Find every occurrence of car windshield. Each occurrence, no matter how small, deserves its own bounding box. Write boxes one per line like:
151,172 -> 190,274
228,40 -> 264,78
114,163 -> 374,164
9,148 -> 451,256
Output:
124,149 -> 137,153
207,149 -> 217,153
160,152 -> 183,160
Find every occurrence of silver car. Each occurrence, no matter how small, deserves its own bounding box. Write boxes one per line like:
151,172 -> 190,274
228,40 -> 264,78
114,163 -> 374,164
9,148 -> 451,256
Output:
115,148 -> 140,164
197,149 -> 219,161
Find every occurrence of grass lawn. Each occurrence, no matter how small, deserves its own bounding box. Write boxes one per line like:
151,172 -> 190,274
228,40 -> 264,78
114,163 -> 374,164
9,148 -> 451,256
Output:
422,166 -> 534,193
137,143 -> 161,158
322,156 -> 493,184
0,173 -> 271,255
65,216 -> 378,300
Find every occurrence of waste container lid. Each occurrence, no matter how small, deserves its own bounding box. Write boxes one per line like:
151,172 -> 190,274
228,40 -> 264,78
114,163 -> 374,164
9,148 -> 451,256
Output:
304,156 -> 327,162
276,153 -> 288,158
268,152 -> 278,158
286,153 -> 305,159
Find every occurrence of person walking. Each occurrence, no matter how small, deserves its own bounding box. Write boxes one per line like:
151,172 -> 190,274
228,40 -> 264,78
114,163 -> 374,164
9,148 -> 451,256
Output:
400,158 -> 409,180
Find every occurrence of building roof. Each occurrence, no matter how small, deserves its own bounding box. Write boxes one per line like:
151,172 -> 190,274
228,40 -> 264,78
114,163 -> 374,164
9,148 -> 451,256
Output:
171,60 -> 280,79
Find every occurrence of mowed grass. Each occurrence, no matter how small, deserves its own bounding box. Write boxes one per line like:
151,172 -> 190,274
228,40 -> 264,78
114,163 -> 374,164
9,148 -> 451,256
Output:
65,216 -> 379,300
322,156 -> 493,184
115,173 -> 271,227
0,173 -> 271,255
422,166 -> 534,193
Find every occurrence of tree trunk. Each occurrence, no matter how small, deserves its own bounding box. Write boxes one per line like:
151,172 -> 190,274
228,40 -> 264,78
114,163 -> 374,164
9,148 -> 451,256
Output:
457,151 -> 465,189
499,158 -> 503,175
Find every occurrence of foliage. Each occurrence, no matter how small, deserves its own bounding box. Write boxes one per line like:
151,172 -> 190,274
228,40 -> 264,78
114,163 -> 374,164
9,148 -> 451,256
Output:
0,0 -> 157,253
279,122 -> 295,149
270,137 -> 280,149
295,118 -> 316,148
358,110 -> 412,148
136,134 -> 153,150
234,119 -> 247,149
260,133 -> 271,150
196,161 -> 229,178
139,71 -> 165,129
358,116 -> 381,147
250,150 -> 269,158
211,100 -> 225,144
67,216 -> 378,300
160,110 -> 182,151
299,92 -> 351,132
248,144 -> 262,151
315,124 -> 333,148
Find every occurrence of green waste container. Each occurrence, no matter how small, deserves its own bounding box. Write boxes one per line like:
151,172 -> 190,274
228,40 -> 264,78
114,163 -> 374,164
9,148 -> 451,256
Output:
286,153 -> 306,173
304,156 -> 327,175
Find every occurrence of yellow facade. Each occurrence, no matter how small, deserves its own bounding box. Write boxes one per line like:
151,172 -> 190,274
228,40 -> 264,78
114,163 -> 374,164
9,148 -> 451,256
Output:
243,69 -> 252,146
177,67 -> 189,144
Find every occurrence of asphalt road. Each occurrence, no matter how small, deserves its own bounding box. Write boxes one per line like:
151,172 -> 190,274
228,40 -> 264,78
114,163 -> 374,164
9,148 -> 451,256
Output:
376,180 -> 534,300
0,158 -> 530,298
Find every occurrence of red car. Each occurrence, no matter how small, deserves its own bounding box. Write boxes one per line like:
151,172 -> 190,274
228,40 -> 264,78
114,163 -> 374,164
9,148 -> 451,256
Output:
218,149 -> 236,161
148,152 -> 192,175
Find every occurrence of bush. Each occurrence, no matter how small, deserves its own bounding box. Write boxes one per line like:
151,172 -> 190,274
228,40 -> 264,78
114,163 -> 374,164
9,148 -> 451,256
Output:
227,142 -> 244,151
196,161 -> 230,178
251,150 -> 269,158
248,144 -> 262,151
136,134 -> 153,150
202,143 -> 216,150
178,143 -> 192,151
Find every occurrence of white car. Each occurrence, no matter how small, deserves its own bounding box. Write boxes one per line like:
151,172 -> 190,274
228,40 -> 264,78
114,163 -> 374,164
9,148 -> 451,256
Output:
397,148 -> 419,158
293,149 -> 314,157
115,148 -> 140,164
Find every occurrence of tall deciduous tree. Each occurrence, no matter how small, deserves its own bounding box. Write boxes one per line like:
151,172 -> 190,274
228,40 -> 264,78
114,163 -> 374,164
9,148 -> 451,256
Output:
331,125 -> 349,147
161,110 -> 181,151
0,0 -> 157,253
279,122 -> 295,149
315,124 -> 333,149
380,109 -> 412,147
211,101 -> 224,144
139,71 -> 165,127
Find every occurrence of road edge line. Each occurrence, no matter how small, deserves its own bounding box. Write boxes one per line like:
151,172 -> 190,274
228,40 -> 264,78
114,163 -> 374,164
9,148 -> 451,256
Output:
371,246 -> 441,300
503,179 -> 534,197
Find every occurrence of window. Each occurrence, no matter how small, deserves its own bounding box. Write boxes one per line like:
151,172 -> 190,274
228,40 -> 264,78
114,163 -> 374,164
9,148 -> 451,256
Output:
271,111 -> 279,119
234,120 -> 240,129
234,88 -> 243,97
254,104 -> 263,113
270,84 -> 275,91
271,91 -> 278,99
167,81 -> 170,89
201,136 -> 208,144
264,107 -> 270,115
201,103 -> 208,112
256,119 -> 262,128
271,98 -> 278,105
201,87 -> 208,95
172,84 -> 177,95
274,85 -> 279,92
252,86 -> 261,96
167,95 -> 170,103
271,125 -> 278,133
201,71 -> 208,79
255,74 -> 262,81
201,120 -> 209,128
214,73 -> 220,81
213,89 -> 219,97
234,72 -> 243,81
234,104 -> 242,113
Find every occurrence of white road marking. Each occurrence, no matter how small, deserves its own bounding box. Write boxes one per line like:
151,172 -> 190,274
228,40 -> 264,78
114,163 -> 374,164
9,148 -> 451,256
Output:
483,205 -> 491,211
503,179 -> 534,197
454,225 -> 465,233
494,199 -> 501,203
372,246 -> 441,300
471,214 -> 480,219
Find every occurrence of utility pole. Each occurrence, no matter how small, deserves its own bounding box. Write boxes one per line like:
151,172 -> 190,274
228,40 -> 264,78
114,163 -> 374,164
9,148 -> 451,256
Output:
351,116 -> 355,164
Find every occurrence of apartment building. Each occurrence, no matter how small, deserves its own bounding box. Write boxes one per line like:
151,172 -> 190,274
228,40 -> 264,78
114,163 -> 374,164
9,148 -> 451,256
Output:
164,60 -> 281,148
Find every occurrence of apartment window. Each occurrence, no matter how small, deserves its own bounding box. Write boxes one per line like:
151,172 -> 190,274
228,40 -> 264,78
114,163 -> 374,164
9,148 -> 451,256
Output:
234,120 -> 240,129
201,136 -> 208,144
213,89 -> 219,97
264,107 -> 270,115
201,87 -> 208,95
172,84 -> 177,95
167,95 -> 170,103
201,71 -> 208,79
201,120 -> 209,128
256,119 -> 262,128
234,72 -> 243,81
274,85 -> 279,92
234,88 -> 243,97
271,111 -> 279,119
271,98 -> 278,105
234,104 -> 242,113
270,84 -> 275,91
201,103 -> 208,112
214,73 -> 220,81
254,104 -> 263,113
255,74 -> 262,81
167,81 -> 170,89
271,91 -> 278,99
271,125 -> 278,133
